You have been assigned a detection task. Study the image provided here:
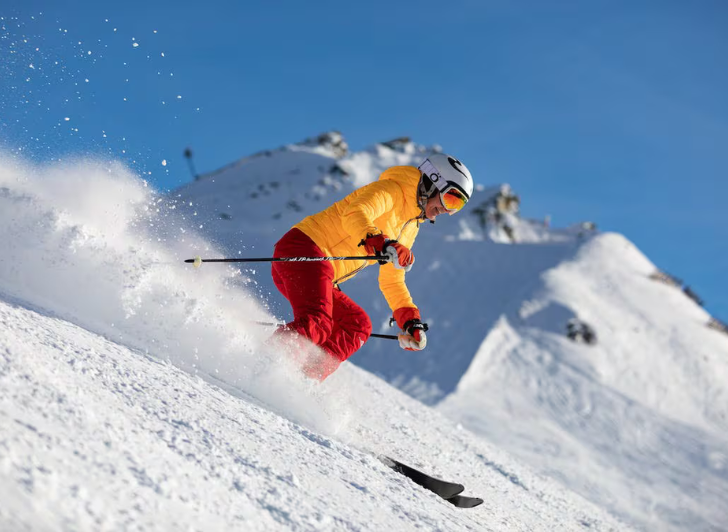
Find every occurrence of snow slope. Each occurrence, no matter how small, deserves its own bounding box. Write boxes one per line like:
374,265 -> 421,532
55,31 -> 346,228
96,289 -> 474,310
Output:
170,134 -> 728,531
0,154 -> 627,530
439,233 -> 728,530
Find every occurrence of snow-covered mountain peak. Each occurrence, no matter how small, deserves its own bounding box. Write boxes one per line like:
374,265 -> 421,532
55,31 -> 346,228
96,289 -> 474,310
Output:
288,130 -> 350,158
175,131 -> 569,250
173,133 -> 450,243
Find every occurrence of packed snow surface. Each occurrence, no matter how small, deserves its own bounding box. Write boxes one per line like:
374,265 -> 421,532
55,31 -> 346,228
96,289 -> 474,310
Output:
0,299 -> 625,531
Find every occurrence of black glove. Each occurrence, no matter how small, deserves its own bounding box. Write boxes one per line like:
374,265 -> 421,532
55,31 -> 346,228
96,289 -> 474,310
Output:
359,233 -> 390,265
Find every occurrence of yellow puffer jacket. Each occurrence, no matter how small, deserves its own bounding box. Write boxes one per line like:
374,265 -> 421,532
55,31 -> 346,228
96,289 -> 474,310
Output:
294,165 -> 424,312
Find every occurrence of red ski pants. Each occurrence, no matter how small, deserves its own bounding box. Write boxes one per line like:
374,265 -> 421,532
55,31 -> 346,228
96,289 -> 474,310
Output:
271,228 -> 372,369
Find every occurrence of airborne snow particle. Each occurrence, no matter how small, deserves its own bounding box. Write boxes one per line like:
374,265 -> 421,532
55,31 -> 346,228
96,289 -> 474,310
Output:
132,42 -> 139,48
162,160 -> 167,166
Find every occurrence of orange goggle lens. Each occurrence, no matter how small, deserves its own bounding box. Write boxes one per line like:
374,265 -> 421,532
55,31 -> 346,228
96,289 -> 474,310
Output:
441,187 -> 468,212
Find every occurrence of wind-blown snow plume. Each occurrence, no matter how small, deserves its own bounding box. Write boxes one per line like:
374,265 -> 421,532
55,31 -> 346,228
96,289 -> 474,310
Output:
0,155 -> 348,434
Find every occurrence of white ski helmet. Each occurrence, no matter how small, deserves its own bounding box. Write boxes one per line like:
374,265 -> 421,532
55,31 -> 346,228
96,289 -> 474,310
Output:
418,153 -> 473,213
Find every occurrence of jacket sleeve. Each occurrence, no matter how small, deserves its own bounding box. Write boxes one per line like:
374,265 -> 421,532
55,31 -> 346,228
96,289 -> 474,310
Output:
378,263 -> 417,313
341,180 -> 402,237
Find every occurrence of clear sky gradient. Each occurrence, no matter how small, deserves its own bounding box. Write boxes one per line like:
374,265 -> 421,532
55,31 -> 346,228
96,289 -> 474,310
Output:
1,0 -> 726,321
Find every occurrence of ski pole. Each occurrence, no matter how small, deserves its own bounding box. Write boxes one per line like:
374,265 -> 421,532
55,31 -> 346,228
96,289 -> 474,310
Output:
185,255 -> 387,268
188,257 -> 398,340
370,333 -> 398,340
255,320 -> 398,340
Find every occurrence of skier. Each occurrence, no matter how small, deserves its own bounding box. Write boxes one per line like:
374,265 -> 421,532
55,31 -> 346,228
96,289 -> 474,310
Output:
271,153 -> 474,379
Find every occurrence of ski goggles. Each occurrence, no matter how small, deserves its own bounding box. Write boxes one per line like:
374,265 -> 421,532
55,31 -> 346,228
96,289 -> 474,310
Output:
440,185 -> 468,213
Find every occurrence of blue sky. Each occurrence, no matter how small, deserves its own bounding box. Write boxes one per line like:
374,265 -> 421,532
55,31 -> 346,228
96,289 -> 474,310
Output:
1,0 -> 727,321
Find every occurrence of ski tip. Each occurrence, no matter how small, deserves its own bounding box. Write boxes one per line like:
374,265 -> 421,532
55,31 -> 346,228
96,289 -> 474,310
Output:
378,455 -> 396,468
446,495 -> 484,509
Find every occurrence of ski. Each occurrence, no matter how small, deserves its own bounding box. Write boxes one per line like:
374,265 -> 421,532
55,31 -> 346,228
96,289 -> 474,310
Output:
381,456 -> 479,503
446,494 -> 484,508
